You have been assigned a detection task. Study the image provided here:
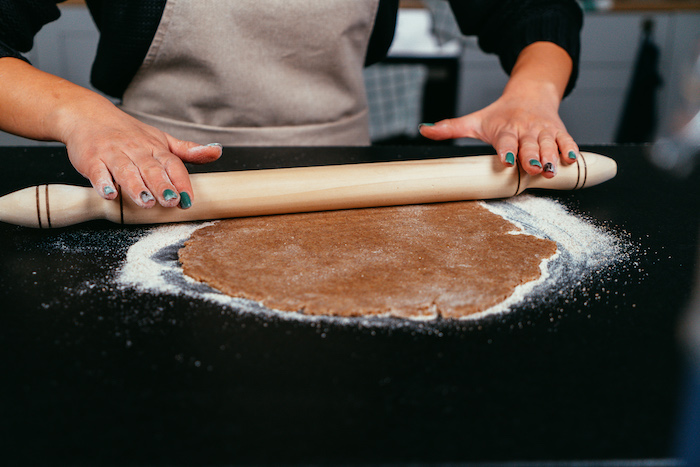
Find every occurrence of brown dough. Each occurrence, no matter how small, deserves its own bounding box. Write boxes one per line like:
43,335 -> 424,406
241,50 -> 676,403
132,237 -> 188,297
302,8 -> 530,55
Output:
179,201 -> 557,319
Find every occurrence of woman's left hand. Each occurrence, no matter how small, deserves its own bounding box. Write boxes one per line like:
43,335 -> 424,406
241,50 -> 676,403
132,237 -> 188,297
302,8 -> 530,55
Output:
419,42 -> 580,179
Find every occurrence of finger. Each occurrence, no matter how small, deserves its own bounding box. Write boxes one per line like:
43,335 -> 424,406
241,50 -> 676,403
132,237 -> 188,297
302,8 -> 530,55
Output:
137,151 -> 183,208
85,161 -> 118,200
157,151 -> 195,209
556,131 -> 580,165
168,136 -> 223,164
538,131 -> 559,179
517,137 -> 543,175
493,130 -> 518,167
418,115 -> 481,142
107,156 -> 157,209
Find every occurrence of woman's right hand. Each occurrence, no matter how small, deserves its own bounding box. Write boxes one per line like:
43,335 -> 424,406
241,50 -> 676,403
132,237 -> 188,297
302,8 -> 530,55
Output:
61,101 -> 222,209
0,57 -> 221,209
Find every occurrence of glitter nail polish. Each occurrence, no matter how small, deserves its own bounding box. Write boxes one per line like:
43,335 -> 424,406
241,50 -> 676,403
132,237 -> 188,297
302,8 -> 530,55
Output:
140,191 -> 154,204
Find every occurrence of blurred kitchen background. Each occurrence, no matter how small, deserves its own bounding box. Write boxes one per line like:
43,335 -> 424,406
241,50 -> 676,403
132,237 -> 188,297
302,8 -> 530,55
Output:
0,0 -> 698,152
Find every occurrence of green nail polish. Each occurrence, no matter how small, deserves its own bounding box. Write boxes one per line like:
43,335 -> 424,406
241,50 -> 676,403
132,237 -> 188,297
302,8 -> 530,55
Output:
505,152 -> 515,165
529,159 -> 542,168
419,123 -> 435,127
103,186 -> 115,196
163,189 -> 178,201
179,192 -> 192,209
568,151 -> 578,160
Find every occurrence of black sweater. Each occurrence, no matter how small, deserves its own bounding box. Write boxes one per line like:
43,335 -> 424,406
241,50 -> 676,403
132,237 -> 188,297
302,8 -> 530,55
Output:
0,0 -> 583,99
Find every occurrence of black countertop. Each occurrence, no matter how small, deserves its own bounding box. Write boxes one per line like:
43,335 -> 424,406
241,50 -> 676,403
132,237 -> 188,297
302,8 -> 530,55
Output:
1,144 -> 698,465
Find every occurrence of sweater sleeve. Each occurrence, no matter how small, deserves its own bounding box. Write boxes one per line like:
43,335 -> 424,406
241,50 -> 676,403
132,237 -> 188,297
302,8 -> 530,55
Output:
0,0 -> 65,62
448,0 -> 583,96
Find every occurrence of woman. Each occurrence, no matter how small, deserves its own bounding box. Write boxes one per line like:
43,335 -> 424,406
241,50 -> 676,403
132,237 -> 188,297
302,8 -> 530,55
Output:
0,0 -> 583,210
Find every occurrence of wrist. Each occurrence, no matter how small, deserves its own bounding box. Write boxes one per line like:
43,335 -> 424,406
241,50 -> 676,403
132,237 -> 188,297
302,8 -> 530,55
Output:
49,87 -> 116,145
501,77 -> 563,111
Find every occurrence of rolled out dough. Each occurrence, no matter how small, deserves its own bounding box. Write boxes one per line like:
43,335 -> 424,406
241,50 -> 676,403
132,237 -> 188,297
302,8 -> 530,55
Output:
178,201 -> 557,319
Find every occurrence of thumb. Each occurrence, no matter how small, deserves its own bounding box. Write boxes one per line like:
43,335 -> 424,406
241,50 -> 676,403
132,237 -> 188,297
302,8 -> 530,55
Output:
418,114 -> 482,142
167,136 -> 223,164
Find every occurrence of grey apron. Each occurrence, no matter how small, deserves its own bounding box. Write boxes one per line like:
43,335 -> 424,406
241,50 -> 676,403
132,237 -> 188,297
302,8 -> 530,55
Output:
120,0 -> 379,146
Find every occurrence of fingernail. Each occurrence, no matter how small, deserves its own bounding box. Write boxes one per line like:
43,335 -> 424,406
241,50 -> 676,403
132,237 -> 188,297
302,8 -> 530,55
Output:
191,143 -> 222,154
179,192 -> 192,209
505,152 -> 515,166
163,189 -> 178,201
529,159 -> 542,168
419,123 -> 435,128
544,162 -> 556,174
140,191 -> 155,204
103,186 -> 115,196
568,151 -> 578,160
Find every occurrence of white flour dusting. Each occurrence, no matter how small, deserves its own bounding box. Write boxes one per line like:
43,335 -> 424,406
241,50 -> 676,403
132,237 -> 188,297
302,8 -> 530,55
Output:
116,195 -> 631,323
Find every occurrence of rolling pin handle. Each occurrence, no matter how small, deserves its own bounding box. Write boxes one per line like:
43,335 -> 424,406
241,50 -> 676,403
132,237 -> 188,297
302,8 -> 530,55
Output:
579,151 -> 617,189
45,185 -> 123,228
0,186 -> 44,228
0,184 -> 121,228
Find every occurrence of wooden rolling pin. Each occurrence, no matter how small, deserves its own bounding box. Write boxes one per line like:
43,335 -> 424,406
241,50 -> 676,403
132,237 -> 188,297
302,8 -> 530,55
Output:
0,152 -> 616,228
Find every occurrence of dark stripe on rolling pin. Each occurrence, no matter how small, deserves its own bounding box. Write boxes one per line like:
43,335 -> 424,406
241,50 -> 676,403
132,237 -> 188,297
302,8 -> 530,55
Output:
35,185 -> 43,229
45,184 -> 52,228
574,156 -> 582,190
514,165 -> 521,197
119,188 -> 124,224
581,152 -> 588,189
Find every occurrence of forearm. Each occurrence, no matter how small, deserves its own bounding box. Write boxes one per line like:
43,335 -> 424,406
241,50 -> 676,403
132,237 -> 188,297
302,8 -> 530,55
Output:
0,57 -> 115,142
501,41 -> 573,109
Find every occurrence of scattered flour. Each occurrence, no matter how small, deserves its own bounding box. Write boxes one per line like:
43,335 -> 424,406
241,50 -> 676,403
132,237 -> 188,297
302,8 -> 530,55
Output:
478,195 -> 630,319
116,195 -> 631,323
